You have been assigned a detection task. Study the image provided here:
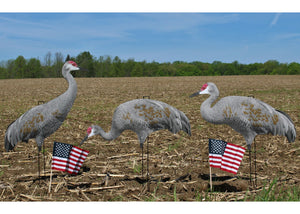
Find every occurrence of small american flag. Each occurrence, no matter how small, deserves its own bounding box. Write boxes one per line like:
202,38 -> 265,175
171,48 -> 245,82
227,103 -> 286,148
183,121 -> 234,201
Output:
51,142 -> 89,175
209,139 -> 246,174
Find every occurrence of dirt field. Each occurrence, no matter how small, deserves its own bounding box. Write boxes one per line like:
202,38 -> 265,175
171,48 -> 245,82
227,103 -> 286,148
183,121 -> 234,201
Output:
0,75 -> 299,201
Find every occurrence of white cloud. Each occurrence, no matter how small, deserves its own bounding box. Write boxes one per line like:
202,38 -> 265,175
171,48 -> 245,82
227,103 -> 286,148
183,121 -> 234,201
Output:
270,13 -> 280,27
273,33 -> 300,40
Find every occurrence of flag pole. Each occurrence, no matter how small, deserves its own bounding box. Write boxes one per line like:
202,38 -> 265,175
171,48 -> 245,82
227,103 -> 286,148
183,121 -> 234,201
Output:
209,166 -> 213,192
48,162 -> 53,194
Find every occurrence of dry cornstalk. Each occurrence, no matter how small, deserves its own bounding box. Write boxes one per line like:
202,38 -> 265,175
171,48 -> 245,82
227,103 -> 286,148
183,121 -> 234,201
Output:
157,164 -> 178,169
80,190 -> 91,201
2,151 -> 24,155
68,185 -> 125,193
50,181 -> 103,186
107,153 -> 139,160
96,173 -> 127,178
54,182 -> 65,193
20,194 -> 39,201
131,194 -> 142,201
18,160 -> 35,163
19,194 -> 52,201
285,147 -> 300,155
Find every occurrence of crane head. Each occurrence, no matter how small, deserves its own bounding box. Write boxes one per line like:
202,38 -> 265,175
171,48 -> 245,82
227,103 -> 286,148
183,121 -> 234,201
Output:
189,83 -> 209,98
80,126 -> 95,145
65,60 -> 80,71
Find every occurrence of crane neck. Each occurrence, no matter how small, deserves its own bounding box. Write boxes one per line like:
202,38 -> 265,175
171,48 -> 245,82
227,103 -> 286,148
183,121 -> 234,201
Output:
95,125 -> 121,141
51,69 -> 77,121
200,93 -> 224,124
62,70 -> 77,105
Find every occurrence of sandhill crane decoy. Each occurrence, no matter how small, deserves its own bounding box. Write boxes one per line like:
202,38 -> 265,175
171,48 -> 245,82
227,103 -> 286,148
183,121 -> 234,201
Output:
5,61 -> 82,180
80,99 -> 191,179
190,82 -> 296,183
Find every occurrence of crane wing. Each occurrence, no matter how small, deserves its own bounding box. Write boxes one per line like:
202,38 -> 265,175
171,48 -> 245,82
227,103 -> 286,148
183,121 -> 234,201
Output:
4,103 -> 64,151
220,96 -> 296,142
131,99 -> 191,136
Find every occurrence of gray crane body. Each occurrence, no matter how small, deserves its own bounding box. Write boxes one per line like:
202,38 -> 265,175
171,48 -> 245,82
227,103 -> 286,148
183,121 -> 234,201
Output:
5,61 -> 80,152
190,82 -> 296,150
81,99 -> 191,148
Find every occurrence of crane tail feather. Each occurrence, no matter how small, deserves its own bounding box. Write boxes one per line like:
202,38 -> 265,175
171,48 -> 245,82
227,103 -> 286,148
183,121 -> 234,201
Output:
5,120 -> 17,151
276,109 -> 296,143
179,111 -> 191,136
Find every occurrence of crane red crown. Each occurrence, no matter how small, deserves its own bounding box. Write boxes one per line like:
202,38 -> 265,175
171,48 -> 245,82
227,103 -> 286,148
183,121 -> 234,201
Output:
68,61 -> 78,67
87,127 -> 92,134
201,83 -> 208,91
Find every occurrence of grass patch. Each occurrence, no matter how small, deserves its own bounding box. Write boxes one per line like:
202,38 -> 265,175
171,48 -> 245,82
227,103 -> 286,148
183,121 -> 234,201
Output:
245,178 -> 300,201
168,138 -> 182,152
133,164 -> 142,174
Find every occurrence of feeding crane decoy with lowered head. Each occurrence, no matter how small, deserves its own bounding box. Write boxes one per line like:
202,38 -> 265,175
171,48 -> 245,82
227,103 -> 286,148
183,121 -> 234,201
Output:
80,98 -> 191,177
190,82 -> 296,181
4,60 -> 83,179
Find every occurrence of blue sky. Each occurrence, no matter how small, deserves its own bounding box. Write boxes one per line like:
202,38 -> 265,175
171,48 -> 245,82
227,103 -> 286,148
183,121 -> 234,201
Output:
0,12 -> 300,64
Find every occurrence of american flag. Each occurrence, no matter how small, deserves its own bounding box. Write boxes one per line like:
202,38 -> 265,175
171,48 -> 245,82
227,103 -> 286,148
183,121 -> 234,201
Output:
51,142 -> 89,175
209,139 -> 246,174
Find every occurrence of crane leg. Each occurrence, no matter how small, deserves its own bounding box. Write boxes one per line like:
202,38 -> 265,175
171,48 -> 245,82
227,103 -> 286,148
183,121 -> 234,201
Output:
38,150 -> 41,185
147,138 -> 150,192
43,143 -> 45,175
141,146 -> 144,177
147,137 -> 149,180
254,140 -> 257,187
249,148 -> 252,184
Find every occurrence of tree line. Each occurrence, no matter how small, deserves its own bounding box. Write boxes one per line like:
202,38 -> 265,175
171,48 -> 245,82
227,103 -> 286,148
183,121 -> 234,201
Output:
1,51 -> 299,79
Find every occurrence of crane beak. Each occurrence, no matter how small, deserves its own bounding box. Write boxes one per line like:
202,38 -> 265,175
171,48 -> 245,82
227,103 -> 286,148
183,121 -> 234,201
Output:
189,91 -> 200,98
78,67 -> 88,72
80,135 -> 89,145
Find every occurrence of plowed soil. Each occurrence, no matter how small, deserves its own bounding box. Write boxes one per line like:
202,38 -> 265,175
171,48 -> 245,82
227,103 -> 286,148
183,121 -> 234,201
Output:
0,75 -> 299,201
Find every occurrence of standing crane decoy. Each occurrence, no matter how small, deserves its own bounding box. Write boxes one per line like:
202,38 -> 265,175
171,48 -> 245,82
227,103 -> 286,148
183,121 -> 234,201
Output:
5,60 -> 82,180
190,82 -> 296,183
80,99 -> 191,179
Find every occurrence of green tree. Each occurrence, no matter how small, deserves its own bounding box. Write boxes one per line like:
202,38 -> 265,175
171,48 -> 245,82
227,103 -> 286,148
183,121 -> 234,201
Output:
53,52 -> 64,77
76,51 -> 95,77
0,64 -> 7,79
209,61 -> 227,75
113,56 -> 124,77
13,56 -> 26,78
43,52 -> 53,78
287,62 -> 300,75
26,58 -> 42,78
146,61 -> 160,76
262,60 -> 280,74
131,62 -> 143,77
123,58 -> 135,77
